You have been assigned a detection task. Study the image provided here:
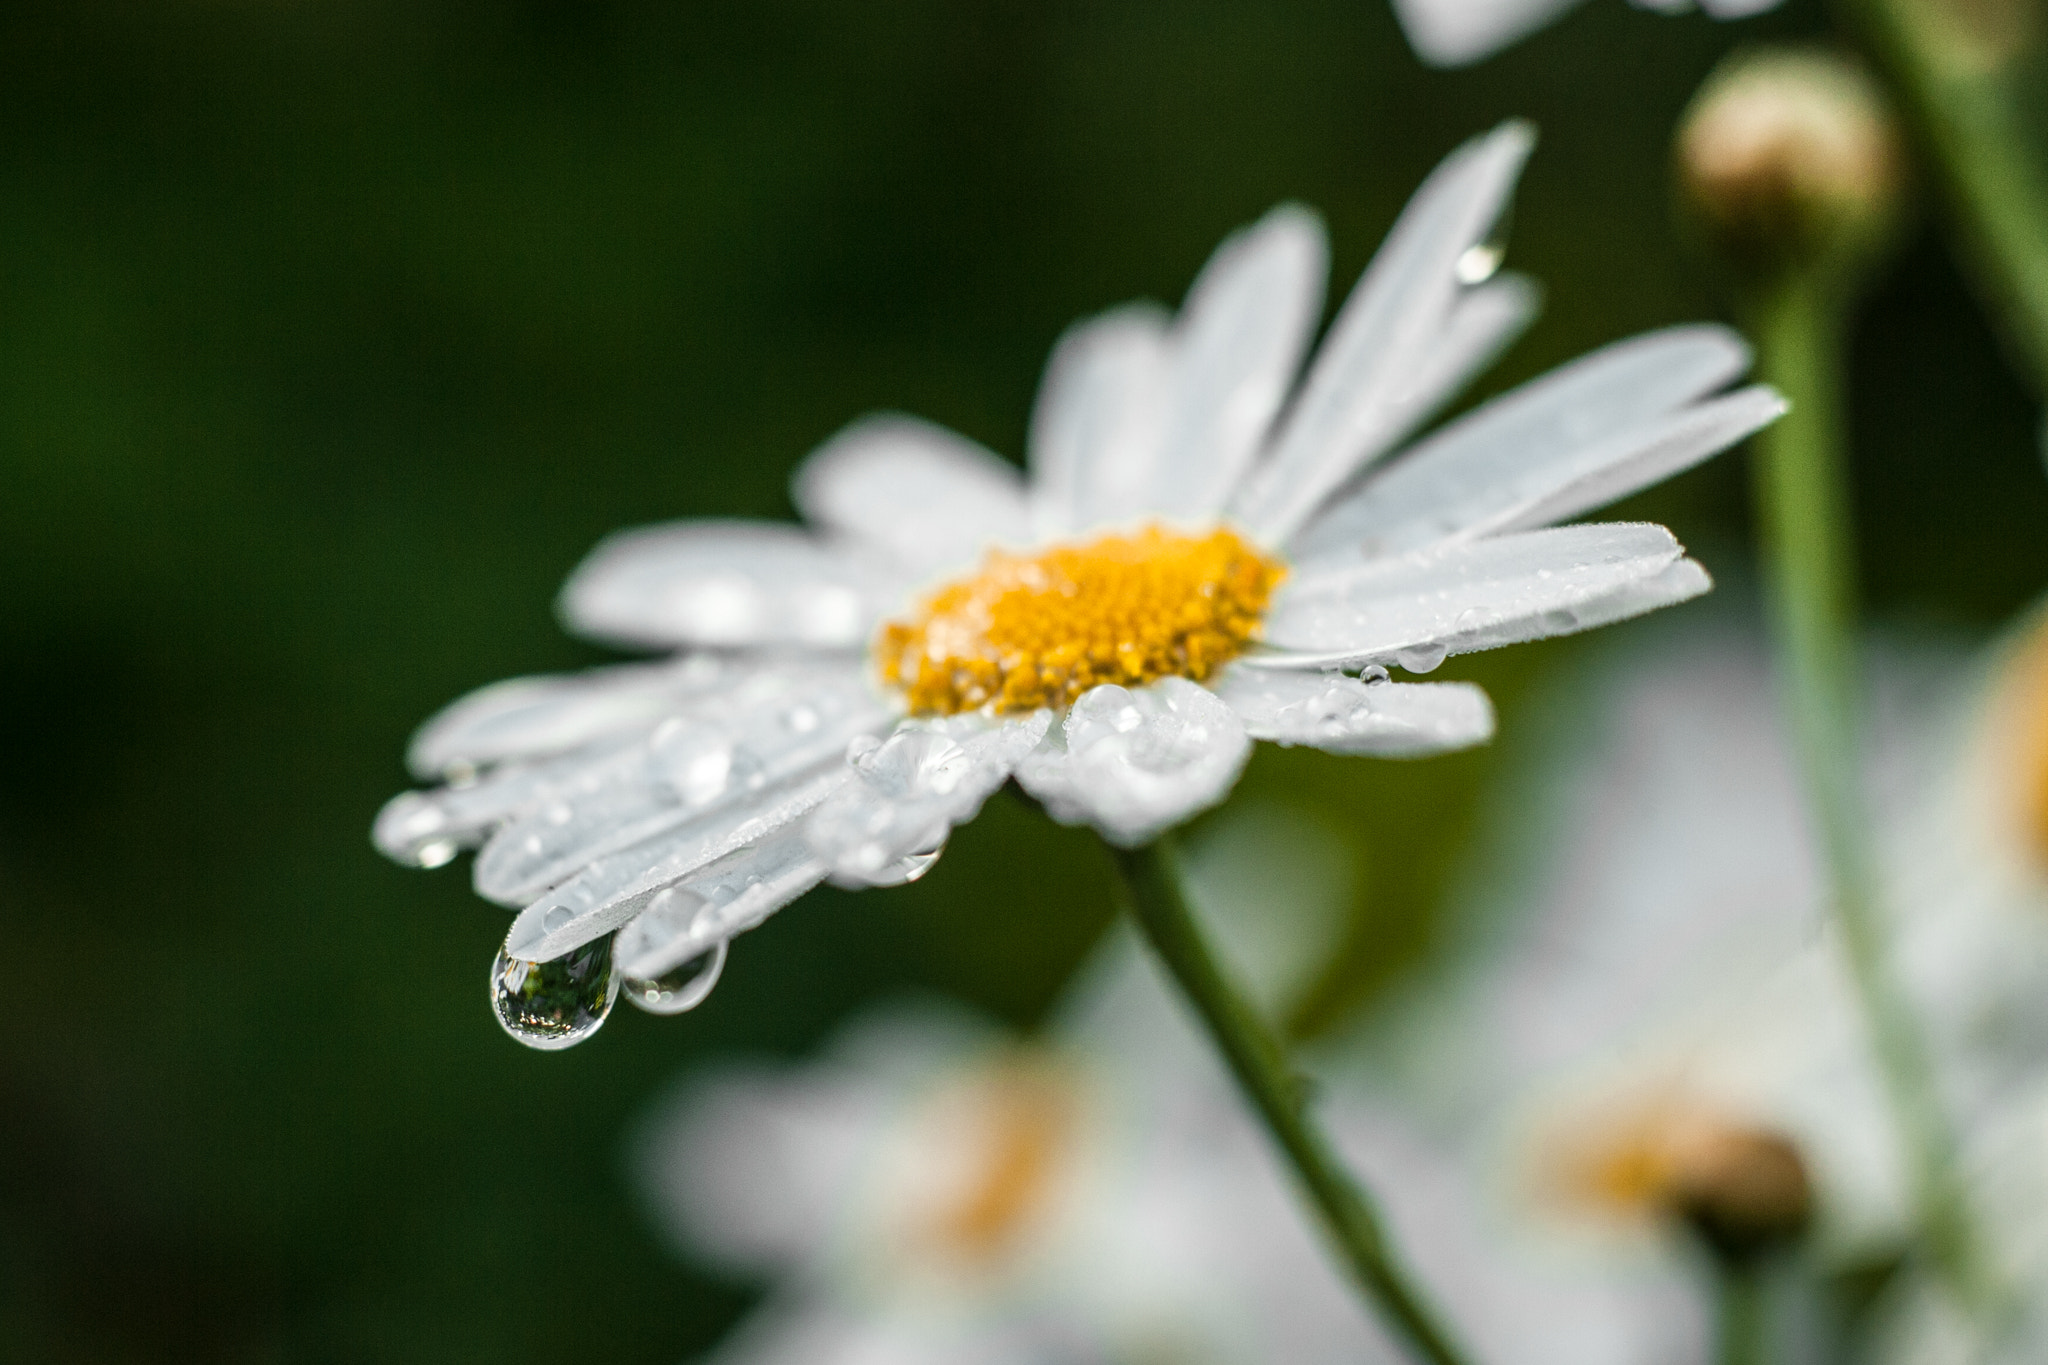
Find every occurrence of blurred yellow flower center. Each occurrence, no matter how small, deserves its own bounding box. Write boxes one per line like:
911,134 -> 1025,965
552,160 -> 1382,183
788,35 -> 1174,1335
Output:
1544,1102 -> 1812,1248
875,524 -> 1286,715
914,1058 -> 1076,1265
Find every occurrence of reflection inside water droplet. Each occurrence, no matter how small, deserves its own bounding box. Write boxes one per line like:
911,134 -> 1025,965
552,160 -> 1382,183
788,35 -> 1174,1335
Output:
490,935 -> 619,1050
622,938 -> 728,1015
1359,665 -> 1391,685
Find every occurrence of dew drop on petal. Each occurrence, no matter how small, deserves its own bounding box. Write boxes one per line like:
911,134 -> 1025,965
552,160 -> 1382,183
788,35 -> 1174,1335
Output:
490,936 -> 619,1050
866,839 -> 947,887
542,904 -> 574,934
415,839 -> 459,869
1395,643 -> 1448,674
1360,664 -> 1391,685
1455,242 -> 1503,285
622,939 -> 728,1016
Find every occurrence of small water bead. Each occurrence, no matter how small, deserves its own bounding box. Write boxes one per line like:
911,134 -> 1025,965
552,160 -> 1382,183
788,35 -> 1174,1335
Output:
1360,664 -> 1391,685
783,704 -> 821,735
622,939 -> 728,1015
490,935 -> 619,1050
1454,242 -> 1504,285
415,839 -> 459,869
647,717 -> 743,807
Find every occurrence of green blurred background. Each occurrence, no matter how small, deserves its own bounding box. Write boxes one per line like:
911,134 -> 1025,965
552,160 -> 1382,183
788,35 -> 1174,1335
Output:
3,1 -> 2043,1361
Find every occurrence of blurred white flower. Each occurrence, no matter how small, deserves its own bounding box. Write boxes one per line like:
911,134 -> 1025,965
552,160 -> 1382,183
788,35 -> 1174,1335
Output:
374,121 -> 1780,1049
1864,601 -> 2048,1363
631,938 -> 1408,1364
1317,612 -> 2048,1363
1391,0 -> 1782,71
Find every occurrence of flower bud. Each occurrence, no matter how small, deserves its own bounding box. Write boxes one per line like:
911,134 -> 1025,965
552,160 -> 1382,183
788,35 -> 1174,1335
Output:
1664,1121 -> 1814,1258
1678,49 -> 1906,280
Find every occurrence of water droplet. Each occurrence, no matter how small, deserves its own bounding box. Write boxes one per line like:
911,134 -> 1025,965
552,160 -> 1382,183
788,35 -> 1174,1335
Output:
1359,664 -> 1391,685
415,839 -> 458,869
783,704 -> 820,735
1453,607 -> 1490,633
648,719 -> 739,807
867,843 -> 944,886
490,936 -> 619,1050
1395,643 -> 1448,674
622,939 -> 728,1015
1454,242 -> 1503,285
542,904 -> 574,934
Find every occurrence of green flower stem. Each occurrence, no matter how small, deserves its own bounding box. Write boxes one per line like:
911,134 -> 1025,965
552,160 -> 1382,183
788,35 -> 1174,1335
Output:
1748,272 -> 1981,1296
1715,1258 -> 1766,1365
1110,836 -> 1475,1365
1831,0 -> 2048,395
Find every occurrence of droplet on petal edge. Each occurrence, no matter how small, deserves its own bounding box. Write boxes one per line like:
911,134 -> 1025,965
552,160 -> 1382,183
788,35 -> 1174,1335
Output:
1395,643 -> 1449,674
490,936 -> 619,1050
621,938 -> 728,1015
864,840 -> 946,887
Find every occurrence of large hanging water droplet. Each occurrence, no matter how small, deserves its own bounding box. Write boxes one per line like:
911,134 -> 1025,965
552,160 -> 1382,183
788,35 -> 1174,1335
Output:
622,939 -> 728,1015
490,935 -> 619,1050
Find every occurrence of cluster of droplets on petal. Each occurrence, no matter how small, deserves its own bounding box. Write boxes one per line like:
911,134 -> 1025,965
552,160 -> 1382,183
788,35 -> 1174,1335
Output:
808,712 -> 1054,887
1015,678 -> 1251,848
473,665 -> 890,906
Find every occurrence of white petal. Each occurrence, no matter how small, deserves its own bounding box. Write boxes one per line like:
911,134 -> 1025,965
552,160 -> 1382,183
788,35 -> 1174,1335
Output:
559,520 -> 902,650
503,767 -> 849,962
611,829 -> 828,980
806,711 -> 1052,888
1211,668 -> 1496,756
1253,523 -> 1711,670
405,654 -> 748,779
374,735 -> 642,867
1383,270 -> 1542,437
1291,325 -> 1777,560
1232,123 -> 1537,545
1392,0 -> 1587,66
1026,304 -> 1174,537
1496,386 -> 1784,536
791,414 -> 1031,578
1015,677 -> 1250,847
1147,205 -> 1328,522
474,664 -> 892,905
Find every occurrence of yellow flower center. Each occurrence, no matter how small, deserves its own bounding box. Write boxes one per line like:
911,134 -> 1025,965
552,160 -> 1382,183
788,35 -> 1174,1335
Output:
875,524 -> 1286,715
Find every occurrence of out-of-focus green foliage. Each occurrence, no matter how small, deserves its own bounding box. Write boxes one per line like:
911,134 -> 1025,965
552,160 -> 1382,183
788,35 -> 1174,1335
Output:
0,1 -> 2042,1361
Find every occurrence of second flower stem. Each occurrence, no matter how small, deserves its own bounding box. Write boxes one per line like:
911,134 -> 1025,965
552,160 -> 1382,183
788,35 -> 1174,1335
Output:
1111,837 -> 1474,1365
1748,272 -> 1980,1296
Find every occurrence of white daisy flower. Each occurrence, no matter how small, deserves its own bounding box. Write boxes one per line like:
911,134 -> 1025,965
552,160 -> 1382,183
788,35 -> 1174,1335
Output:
1318,615 -> 2048,1364
1391,0 -> 1784,71
373,121 -> 1781,1049
1856,599 -> 2048,1362
632,916 -> 1458,1365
